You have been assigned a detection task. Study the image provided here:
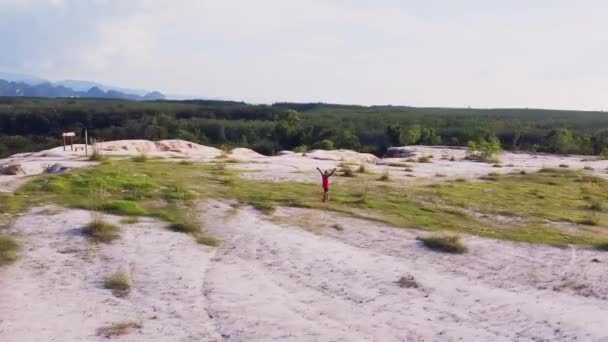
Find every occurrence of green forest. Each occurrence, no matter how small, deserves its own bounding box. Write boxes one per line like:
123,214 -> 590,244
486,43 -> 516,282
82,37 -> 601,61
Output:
1,97 -> 608,158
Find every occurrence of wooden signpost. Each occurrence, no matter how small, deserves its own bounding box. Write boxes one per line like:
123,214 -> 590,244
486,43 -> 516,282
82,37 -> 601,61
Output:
62,132 -> 76,151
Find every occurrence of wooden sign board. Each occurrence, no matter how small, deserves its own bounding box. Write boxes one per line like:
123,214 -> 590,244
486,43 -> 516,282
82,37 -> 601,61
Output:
62,132 -> 76,137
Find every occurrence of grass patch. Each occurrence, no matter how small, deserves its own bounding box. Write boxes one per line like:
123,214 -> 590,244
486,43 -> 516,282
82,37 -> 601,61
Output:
168,220 -> 200,234
357,164 -> 368,173
0,235 -> 19,265
339,167 -> 356,177
96,321 -> 141,338
120,217 -> 139,224
132,154 -> 148,163
16,159 -> 608,247
196,234 -> 220,247
0,164 -> 24,175
583,166 -> 594,171
418,232 -> 468,254
84,214 -> 119,242
104,272 -> 131,295
417,156 -> 432,163
596,242 -> 608,251
101,200 -> 147,216
378,170 -> 390,181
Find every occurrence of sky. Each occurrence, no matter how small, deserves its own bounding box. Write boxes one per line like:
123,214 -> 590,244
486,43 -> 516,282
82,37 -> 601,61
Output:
1,0 -> 607,110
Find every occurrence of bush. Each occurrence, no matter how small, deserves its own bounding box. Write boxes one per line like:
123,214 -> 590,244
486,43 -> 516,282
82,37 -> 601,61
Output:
339,167 -> 355,177
89,143 -> 104,161
84,214 -> 119,242
104,272 -> 131,295
466,136 -> 502,162
315,139 -> 335,150
559,164 -> 569,168
418,232 -> 468,254
596,242 -> 608,251
417,156 -> 431,163
0,235 -> 19,265
293,145 -> 308,153
357,164 -> 368,173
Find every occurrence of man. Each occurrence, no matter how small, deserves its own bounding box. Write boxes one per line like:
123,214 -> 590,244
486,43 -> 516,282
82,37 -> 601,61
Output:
316,167 -> 336,202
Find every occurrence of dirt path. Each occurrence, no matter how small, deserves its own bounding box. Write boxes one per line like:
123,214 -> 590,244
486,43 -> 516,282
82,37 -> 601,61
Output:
0,207 -> 221,342
201,201 -> 608,342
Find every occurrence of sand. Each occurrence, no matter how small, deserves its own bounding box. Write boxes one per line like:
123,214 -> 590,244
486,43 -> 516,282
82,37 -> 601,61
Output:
2,141 -> 608,341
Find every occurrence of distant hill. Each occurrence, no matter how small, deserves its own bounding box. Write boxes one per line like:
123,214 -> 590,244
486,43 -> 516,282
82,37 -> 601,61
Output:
0,79 -> 165,101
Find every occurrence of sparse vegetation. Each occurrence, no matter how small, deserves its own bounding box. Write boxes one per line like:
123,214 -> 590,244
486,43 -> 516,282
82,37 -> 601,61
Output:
357,164 -> 368,173
396,275 -> 419,288
196,234 -> 220,246
0,164 -> 24,175
104,272 -> 131,295
88,143 -> 104,161
16,160 -> 608,247
132,154 -> 148,163
378,169 -> 390,181
597,242 -> 608,251
417,156 -> 431,163
120,217 -> 139,224
418,232 -> 468,254
83,214 -> 119,242
559,164 -> 569,168
583,166 -> 594,170
96,321 -> 142,338
0,235 -> 19,265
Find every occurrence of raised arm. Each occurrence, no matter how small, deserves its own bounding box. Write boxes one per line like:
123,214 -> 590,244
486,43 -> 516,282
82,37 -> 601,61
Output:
316,167 -> 323,176
328,168 -> 337,177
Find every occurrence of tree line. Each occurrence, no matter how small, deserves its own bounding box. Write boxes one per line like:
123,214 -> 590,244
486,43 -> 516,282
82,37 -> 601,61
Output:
1,97 -> 608,158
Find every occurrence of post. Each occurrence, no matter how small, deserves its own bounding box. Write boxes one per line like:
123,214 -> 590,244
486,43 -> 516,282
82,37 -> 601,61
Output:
85,129 -> 88,156
63,135 -> 66,151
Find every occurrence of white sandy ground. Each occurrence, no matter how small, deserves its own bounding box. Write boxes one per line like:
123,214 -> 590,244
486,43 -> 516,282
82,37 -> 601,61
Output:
2,202 -> 608,341
2,141 -> 608,341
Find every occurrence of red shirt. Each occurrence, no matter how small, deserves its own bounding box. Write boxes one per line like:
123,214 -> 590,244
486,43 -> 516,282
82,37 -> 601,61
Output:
322,175 -> 330,189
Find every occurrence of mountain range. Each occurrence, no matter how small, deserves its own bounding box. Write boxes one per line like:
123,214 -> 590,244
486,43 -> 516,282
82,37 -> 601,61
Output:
0,72 -> 165,101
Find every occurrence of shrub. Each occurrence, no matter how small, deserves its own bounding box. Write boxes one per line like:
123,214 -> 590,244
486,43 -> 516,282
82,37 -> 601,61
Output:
104,272 -> 131,295
315,139 -> 335,150
293,145 -> 308,153
357,164 -> 368,173
417,156 -> 431,163
418,232 -> 468,254
84,214 -> 119,242
583,166 -> 594,171
466,136 -> 502,162
559,164 -> 569,168
0,235 -> 19,265
596,242 -> 608,251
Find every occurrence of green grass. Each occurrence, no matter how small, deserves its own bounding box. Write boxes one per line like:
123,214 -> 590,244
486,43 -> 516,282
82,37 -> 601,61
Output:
12,160 -> 608,247
418,232 -> 468,254
84,214 -> 120,242
132,154 -> 148,163
0,235 -> 19,265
